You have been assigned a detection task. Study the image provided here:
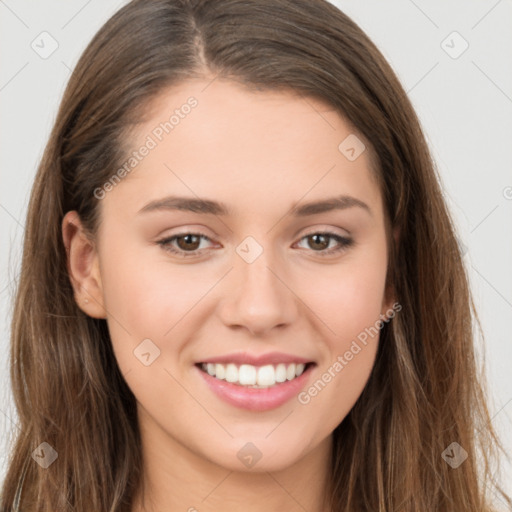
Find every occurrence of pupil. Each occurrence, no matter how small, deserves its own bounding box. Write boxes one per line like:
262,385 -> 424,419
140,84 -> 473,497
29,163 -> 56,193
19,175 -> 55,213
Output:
310,234 -> 328,250
178,234 -> 200,250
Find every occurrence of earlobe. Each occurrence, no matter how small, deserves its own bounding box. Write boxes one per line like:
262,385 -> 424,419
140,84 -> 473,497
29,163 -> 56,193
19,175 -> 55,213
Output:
62,211 -> 106,319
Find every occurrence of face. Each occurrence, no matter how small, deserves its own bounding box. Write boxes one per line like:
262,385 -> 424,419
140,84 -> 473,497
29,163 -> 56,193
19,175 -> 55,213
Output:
64,78 -> 394,474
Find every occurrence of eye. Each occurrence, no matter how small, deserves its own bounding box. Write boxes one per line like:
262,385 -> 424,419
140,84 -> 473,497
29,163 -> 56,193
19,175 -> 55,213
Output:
157,233 -> 214,257
156,230 -> 354,258
294,231 -> 354,257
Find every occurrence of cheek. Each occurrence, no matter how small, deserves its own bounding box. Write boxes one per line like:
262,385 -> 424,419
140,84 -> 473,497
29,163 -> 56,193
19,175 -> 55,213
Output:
292,243 -> 387,423
100,237 -> 192,327
98,240 -> 213,370
326,267 -> 386,340
298,243 -> 388,347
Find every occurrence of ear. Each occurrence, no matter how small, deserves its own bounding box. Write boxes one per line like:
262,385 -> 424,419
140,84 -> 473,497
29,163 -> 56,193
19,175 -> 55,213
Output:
380,225 -> 400,319
62,211 -> 106,319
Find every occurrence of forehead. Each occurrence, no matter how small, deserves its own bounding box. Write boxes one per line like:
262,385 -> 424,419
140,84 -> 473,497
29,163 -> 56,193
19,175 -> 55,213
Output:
106,78 -> 383,223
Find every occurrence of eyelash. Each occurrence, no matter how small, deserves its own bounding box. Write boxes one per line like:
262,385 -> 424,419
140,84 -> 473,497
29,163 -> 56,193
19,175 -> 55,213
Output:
156,231 -> 354,258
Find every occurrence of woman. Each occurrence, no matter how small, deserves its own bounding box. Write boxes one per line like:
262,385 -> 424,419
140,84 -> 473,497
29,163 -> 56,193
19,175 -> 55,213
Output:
1,0 -> 510,510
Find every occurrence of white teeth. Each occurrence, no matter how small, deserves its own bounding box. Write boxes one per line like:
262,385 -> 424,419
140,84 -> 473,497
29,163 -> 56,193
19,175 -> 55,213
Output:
257,365 -> 275,386
275,363 -> 287,383
200,362 -> 308,387
239,364 -> 256,385
215,363 -> 226,380
225,363 -> 238,383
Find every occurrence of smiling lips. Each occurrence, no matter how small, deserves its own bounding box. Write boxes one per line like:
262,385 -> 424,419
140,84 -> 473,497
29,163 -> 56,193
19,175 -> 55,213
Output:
196,352 -> 315,411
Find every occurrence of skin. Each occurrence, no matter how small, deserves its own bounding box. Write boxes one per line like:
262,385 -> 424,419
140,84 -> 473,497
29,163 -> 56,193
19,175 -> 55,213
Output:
63,77 -> 396,512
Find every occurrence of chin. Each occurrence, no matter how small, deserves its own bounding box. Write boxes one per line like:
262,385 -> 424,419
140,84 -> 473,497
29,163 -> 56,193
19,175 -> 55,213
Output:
201,434 -> 319,474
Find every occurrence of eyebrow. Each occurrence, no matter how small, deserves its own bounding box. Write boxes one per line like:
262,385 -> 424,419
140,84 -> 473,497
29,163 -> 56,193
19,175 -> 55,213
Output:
137,194 -> 372,217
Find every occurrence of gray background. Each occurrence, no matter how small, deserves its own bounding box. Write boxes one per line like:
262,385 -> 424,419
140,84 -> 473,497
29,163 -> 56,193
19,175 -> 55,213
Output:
1,0 -> 511,504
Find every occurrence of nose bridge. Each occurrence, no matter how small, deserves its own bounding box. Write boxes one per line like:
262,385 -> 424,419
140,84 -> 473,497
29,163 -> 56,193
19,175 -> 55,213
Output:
239,246 -> 280,299
220,236 -> 297,335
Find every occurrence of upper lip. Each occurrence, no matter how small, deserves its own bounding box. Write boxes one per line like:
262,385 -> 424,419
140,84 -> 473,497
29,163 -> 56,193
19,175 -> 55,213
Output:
198,352 -> 314,366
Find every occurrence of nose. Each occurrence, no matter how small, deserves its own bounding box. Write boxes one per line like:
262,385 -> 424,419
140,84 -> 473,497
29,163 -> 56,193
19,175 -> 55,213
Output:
217,248 -> 298,337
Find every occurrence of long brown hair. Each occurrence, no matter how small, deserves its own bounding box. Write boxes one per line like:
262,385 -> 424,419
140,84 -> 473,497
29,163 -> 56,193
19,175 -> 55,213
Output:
1,0 -> 510,510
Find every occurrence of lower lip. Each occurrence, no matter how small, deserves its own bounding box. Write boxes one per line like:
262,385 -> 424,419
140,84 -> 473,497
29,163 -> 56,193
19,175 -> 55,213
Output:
196,364 -> 315,411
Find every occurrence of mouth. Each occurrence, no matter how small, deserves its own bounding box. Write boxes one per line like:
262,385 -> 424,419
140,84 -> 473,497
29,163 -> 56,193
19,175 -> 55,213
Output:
196,361 -> 315,388
194,357 -> 317,411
